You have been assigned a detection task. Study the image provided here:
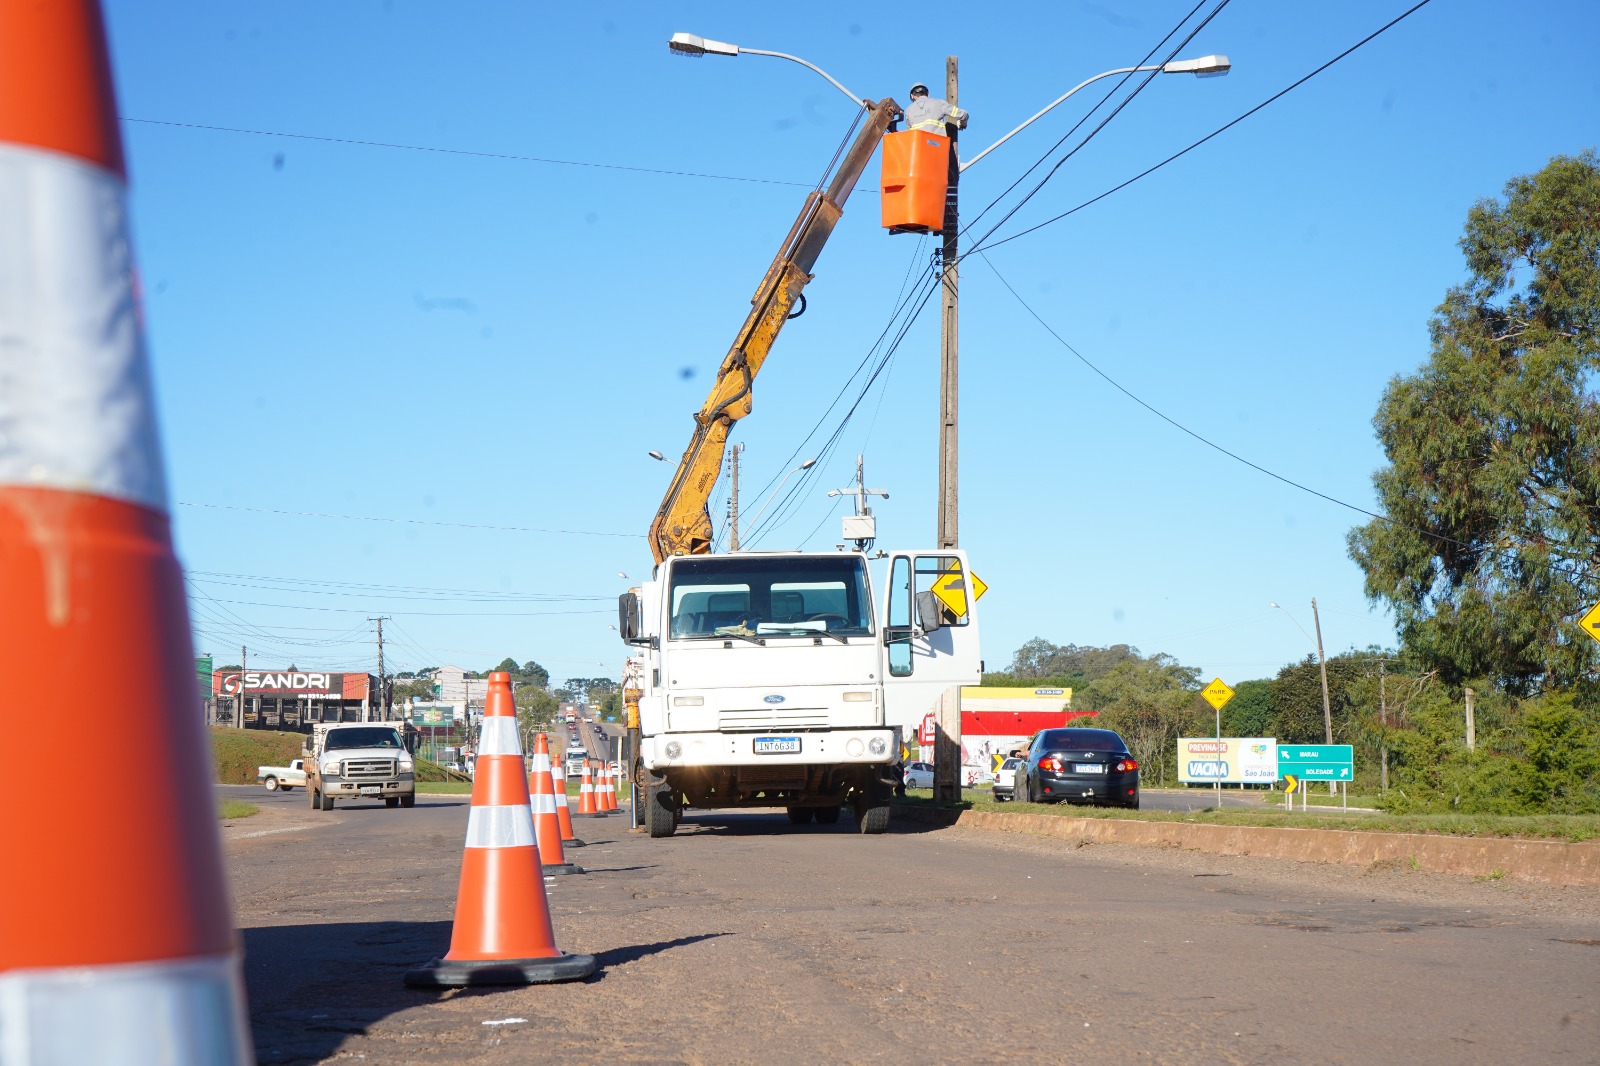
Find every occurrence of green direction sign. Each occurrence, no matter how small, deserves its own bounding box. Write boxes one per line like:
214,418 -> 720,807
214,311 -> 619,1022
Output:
1278,744 -> 1354,780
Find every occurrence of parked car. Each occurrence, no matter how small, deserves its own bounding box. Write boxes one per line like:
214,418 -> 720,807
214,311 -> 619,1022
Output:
991,756 -> 1022,801
901,761 -> 935,789
1015,727 -> 1140,809
257,759 -> 306,792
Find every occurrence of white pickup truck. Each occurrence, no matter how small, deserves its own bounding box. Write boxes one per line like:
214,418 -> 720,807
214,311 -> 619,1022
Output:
257,759 -> 306,792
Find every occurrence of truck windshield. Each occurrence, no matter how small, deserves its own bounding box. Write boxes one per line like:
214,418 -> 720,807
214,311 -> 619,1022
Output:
668,556 -> 874,640
325,727 -> 404,750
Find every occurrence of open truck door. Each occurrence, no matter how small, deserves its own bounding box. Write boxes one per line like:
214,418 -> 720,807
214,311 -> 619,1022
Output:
880,551 -> 983,740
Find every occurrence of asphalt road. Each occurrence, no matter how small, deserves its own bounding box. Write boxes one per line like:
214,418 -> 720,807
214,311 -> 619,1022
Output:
218,784 -> 1600,1064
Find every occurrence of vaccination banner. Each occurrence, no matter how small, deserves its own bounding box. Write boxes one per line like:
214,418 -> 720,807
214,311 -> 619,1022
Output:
1177,737 -> 1279,784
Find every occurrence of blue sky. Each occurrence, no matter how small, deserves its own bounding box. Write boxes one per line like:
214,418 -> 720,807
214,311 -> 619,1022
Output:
104,0 -> 1599,688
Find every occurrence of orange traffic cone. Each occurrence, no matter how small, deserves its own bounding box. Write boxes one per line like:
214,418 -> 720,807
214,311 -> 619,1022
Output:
600,763 -> 618,812
551,757 -> 585,847
528,733 -> 583,875
405,673 -> 595,987
0,2 -> 253,1058
576,761 -> 600,816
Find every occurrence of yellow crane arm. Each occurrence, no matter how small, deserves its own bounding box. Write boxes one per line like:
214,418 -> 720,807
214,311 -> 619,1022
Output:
648,98 -> 900,564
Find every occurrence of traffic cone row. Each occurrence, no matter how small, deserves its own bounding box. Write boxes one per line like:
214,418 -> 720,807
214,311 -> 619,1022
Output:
529,734 -> 582,876
405,673 -> 595,987
551,757 -> 585,847
599,763 -> 619,812
0,1 -> 254,1058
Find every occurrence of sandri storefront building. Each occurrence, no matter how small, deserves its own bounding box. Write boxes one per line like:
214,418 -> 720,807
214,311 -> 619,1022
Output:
212,670 -> 384,730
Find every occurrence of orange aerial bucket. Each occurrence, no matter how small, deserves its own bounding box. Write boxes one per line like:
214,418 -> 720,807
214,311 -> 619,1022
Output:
881,129 -> 950,234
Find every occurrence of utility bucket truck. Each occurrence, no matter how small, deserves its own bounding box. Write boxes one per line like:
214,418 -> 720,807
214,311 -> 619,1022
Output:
623,93 -> 983,836
619,551 -> 980,835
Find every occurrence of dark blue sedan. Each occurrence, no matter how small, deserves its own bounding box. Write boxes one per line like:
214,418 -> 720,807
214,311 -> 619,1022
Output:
1015,727 -> 1140,809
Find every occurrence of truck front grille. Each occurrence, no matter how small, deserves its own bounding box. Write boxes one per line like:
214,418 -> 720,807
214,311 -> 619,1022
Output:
342,758 -> 397,780
736,766 -> 808,790
719,707 -> 829,731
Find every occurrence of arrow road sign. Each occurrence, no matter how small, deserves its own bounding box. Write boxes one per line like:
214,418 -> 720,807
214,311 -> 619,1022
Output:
1282,773 -> 1299,794
1580,602 -> 1600,649
1278,744 -> 1354,780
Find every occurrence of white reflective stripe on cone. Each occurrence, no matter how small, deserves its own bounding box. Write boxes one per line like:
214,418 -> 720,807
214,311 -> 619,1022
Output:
0,953 -> 252,1065
553,787 -> 570,809
530,793 -> 557,815
0,144 -> 167,509
476,717 -> 520,757
529,752 -> 551,772
464,805 -> 536,849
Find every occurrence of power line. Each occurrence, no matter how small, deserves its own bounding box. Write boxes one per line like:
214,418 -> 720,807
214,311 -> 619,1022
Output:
177,500 -> 638,538
193,594 -> 611,617
967,0 -> 1436,258
120,117 -> 813,188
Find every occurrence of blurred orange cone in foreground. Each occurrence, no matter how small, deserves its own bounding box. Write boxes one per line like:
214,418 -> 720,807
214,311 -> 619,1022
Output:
0,1 -> 253,1059
551,758 -> 585,847
405,673 -> 595,987
529,733 -> 583,875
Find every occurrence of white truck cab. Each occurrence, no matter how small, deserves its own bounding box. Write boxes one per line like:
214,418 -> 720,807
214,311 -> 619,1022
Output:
302,722 -> 416,811
619,549 -> 980,836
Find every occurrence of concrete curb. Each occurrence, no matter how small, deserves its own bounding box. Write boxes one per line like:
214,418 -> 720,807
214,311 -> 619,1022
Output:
893,805 -> 1600,886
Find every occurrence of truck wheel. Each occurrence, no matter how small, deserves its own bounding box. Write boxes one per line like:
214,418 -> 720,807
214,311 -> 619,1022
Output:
318,789 -> 334,812
855,802 -> 890,835
814,805 -> 842,825
786,807 -> 814,825
401,793 -> 415,808
385,797 -> 399,808
263,776 -> 279,792
646,785 -> 677,838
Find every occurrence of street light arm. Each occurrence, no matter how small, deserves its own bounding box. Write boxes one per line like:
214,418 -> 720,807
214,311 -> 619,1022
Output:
741,459 -> 817,543
959,54 -> 1231,172
739,47 -> 872,110
961,66 -> 1159,172
667,33 -> 870,110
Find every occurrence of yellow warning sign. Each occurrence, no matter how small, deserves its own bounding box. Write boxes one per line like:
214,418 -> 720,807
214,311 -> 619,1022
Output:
1283,773 -> 1300,794
1201,678 -> 1235,712
931,568 -> 988,617
1580,602 -> 1600,648
990,752 -> 1006,772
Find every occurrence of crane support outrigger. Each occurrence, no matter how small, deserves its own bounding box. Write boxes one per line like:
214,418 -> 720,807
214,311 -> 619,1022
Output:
648,98 -> 900,563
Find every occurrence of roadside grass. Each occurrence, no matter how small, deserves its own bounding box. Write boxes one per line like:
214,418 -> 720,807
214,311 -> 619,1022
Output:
210,727 -> 304,784
219,799 -> 259,820
898,789 -> 1600,842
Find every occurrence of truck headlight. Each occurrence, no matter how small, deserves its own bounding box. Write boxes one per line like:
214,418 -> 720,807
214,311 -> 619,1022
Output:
869,737 -> 888,755
842,691 -> 873,702
321,760 -> 340,774
399,759 -> 413,771
664,741 -> 683,759
672,696 -> 704,707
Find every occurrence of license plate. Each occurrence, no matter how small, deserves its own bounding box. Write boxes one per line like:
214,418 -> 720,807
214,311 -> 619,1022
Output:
1074,763 -> 1104,774
359,785 -> 382,794
754,736 -> 801,755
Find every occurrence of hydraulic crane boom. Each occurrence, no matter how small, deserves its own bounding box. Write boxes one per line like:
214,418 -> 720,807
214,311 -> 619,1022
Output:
648,98 -> 900,564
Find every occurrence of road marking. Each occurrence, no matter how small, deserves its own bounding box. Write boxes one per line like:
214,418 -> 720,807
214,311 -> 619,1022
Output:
228,824 -> 317,840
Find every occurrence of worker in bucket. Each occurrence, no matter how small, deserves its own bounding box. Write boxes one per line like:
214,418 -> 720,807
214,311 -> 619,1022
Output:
905,82 -> 968,134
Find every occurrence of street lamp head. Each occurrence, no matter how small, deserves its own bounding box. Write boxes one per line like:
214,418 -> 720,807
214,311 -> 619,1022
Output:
1162,54 -> 1231,77
668,32 -> 739,58
1269,601 -> 1280,609
799,458 -> 816,470
648,450 -> 666,461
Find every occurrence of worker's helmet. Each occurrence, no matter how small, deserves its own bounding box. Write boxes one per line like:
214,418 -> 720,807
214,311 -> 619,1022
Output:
909,83 -> 929,97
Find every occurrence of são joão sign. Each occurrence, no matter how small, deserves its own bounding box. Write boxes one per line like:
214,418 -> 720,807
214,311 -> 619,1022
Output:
219,671 -> 341,696
1177,737 -> 1279,784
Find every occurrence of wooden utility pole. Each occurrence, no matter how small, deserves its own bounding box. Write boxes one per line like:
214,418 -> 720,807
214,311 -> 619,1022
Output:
1464,686 -> 1476,751
1311,597 -> 1333,792
370,616 -> 391,721
239,645 -> 247,729
1378,659 -> 1388,792
933,55 -> 963,805
937,55 -> 960,552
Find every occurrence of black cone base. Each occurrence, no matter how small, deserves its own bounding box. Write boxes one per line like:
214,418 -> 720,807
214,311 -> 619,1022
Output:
562,837 -> 587,847
542,862 -> 586,875
404,952 -> 597,988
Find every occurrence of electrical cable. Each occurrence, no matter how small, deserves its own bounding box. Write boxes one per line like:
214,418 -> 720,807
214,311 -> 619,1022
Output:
120,117 -> 814,188
176,500 -> 638,538
966,0 -> 1436,258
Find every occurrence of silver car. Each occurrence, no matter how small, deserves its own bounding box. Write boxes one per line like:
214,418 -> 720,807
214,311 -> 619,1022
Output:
902,761 -> 935,789
991,756 -> 1022,801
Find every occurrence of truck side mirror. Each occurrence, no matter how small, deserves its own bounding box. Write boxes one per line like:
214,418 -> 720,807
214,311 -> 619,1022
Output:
914,590 -> 945,635
617,591 -> 643,644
